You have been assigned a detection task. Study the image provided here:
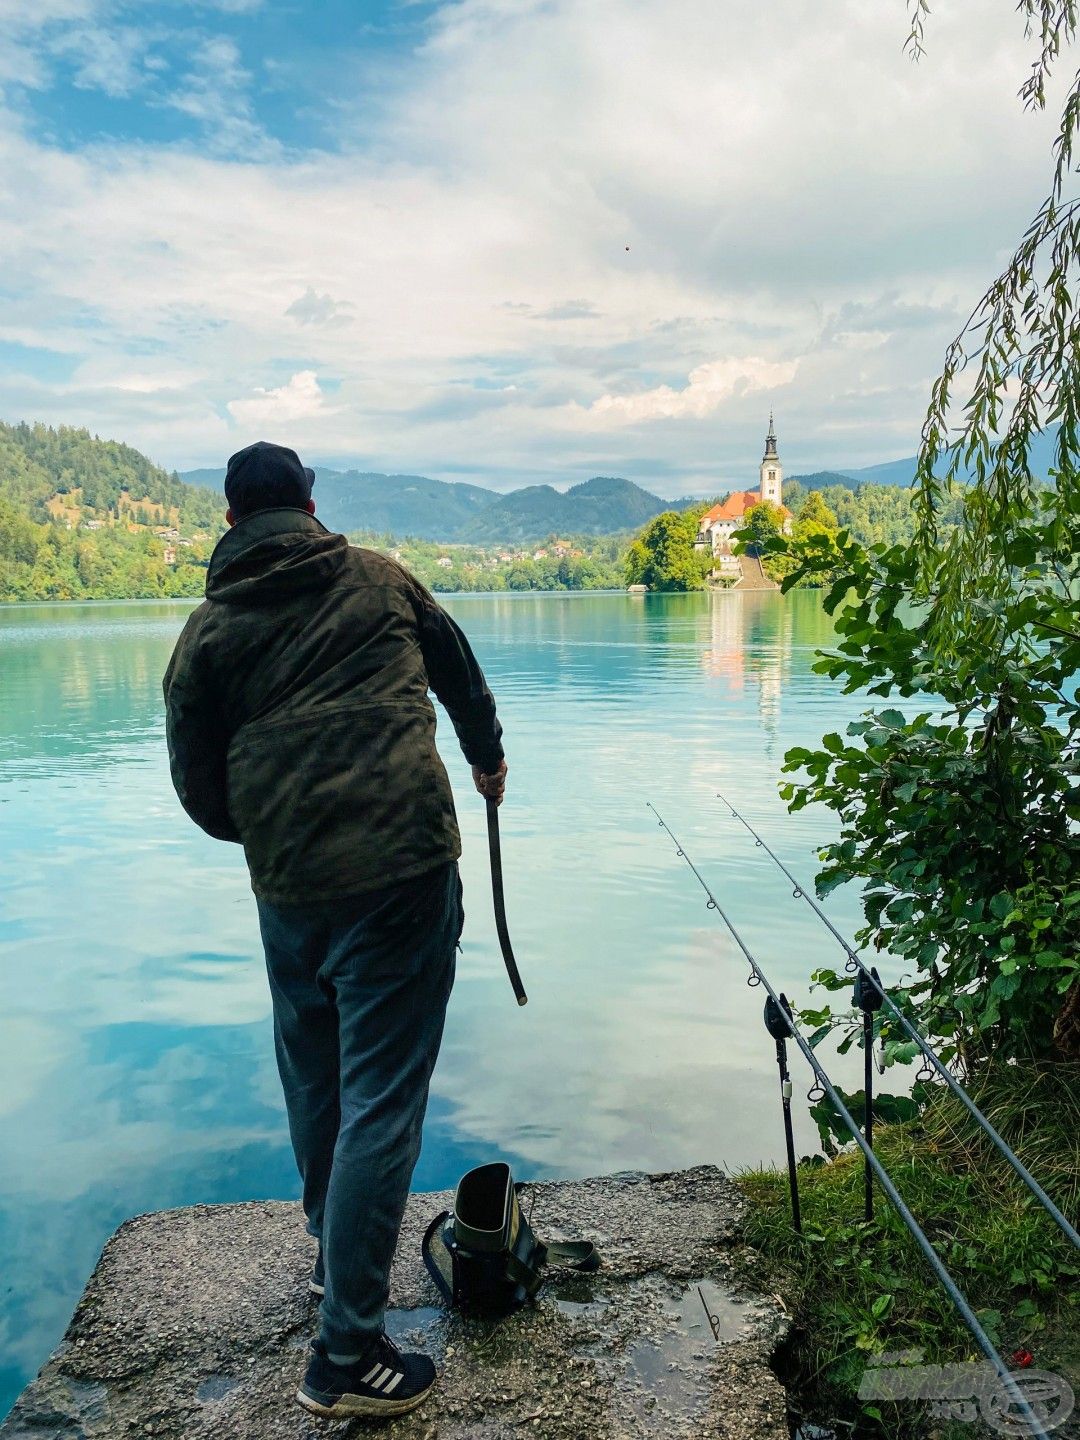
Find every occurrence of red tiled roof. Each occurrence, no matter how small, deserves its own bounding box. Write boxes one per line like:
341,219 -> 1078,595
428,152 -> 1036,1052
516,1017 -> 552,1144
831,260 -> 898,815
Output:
698,491 -> 792,527
701,491 -> 760,523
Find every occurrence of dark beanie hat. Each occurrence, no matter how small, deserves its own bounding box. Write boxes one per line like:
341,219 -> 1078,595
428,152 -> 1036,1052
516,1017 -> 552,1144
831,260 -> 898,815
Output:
224,441 -> 315,517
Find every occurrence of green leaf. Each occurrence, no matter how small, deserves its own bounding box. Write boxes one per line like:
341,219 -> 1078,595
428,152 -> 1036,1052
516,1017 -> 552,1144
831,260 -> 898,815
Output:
887,896 -> 916,924
989,892 -> 1014,920
991,972 -> 1021,1000
1035,951 -> 1069,967
882,1039 -> 920,1066
816,870 -> 851,897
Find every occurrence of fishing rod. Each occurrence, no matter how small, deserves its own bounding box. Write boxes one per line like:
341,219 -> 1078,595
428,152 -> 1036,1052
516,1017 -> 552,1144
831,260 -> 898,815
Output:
716,793 -> 1080,1252
648,803 -> 1054,1440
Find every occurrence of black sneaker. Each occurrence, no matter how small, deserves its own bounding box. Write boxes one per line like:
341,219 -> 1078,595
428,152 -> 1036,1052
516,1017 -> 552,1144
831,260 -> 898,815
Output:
309,1249 -> 324,1297
296,1335 -> 436,1419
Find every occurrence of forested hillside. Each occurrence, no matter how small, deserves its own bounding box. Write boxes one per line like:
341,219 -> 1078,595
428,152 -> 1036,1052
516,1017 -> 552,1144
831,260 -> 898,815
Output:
783,480 -> 965,545
0,417 -> 940,602
0,422 -> 224,601
364,532 -> 627,592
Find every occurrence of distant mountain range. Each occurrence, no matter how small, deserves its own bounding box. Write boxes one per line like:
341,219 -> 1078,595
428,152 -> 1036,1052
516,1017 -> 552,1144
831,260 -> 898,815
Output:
175,429 -> 1062,543
178,463 -> 904,542
179,467 -> 700,542
836,427 -> 1062,488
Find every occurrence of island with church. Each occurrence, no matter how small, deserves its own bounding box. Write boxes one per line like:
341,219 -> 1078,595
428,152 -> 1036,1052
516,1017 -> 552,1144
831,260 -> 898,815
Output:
694,415 -> 793,589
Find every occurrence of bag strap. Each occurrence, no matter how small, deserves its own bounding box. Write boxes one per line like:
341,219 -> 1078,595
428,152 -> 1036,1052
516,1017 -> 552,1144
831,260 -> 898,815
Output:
514,1184 -> 601,1274
540,1239 -> 601,1272
503,1250 -> 546,1297
420,1210 -> 456,1305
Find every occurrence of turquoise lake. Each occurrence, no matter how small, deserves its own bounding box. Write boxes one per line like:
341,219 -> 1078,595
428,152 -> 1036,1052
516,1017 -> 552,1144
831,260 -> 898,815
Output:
0,590 -> 903,1416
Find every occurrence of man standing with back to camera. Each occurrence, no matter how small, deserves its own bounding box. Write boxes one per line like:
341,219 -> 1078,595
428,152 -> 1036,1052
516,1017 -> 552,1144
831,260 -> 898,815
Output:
163,441 -> 506,1420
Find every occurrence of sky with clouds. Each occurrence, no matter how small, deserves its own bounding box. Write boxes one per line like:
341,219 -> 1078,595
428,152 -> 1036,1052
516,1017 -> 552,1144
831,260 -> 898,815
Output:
0,0 -> 1067,493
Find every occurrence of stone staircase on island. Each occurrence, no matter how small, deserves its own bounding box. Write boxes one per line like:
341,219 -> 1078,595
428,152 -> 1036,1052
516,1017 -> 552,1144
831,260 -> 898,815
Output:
732,553 -> 779,591
708,553 -> 780,591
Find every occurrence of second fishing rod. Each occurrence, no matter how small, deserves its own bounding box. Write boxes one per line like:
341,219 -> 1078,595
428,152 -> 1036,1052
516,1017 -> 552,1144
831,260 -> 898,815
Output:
715,792 -> 1080,1253
648,803 -> 1054,1440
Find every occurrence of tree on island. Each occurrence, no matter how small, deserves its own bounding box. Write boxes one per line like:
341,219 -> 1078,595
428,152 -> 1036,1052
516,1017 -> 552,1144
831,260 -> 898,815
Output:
794,490 -> 838,537
624,510 -> 706,591
738,499 -> 786,556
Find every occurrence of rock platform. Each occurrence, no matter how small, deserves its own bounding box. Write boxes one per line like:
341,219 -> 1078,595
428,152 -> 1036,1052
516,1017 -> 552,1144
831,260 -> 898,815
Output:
1,1165 -> 790,1440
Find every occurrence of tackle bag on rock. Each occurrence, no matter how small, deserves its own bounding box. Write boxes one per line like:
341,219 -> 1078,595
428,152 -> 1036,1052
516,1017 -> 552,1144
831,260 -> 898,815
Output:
421,1162 -> 599,1316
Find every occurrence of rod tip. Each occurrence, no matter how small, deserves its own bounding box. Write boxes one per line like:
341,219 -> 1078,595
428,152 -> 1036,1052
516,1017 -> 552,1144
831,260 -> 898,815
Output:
517,994 -> 528,1007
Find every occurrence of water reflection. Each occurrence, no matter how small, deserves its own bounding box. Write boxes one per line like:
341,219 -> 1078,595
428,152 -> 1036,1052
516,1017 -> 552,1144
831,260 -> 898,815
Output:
1,592 -> 892,1419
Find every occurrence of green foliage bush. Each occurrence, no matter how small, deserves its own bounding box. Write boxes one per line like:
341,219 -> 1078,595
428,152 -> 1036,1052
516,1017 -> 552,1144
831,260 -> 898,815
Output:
766,510 -> 1080,1067
0,498 -> 212,601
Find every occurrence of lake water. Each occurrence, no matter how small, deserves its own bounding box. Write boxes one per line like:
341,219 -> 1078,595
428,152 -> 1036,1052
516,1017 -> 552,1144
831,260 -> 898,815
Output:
0,590 -> 899,1416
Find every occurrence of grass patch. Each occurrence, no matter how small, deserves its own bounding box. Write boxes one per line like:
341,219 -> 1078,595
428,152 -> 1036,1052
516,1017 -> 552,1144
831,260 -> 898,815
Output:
734,1062 -> 1080,1437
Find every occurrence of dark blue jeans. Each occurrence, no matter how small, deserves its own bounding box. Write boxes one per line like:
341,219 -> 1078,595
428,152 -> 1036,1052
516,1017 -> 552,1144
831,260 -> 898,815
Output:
257,861 -> 461,1355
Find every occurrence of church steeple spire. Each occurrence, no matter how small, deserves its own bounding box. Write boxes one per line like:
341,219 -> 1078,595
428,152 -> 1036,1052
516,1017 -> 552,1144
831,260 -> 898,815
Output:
760,413 -> 782,504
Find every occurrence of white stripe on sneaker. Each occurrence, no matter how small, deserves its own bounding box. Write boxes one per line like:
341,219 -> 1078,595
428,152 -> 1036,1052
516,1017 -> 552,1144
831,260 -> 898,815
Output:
360,1363 -> 382,1384
382,1372 -> 403,1395
371,1366 -> 393,1391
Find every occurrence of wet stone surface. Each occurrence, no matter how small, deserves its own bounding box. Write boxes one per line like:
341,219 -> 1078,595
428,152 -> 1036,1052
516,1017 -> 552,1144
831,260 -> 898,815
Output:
1,1166 -> 790,1439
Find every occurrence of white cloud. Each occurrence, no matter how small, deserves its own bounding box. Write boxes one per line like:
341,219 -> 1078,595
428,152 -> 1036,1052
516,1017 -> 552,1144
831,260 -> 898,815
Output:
587,356 -> 799,423
49,24 -> 151,98
0,44 -> 46,91
226,369 -> 328,428
0,0 -> 98,23
286,287 -> 353,326
161,34 -> 276,158
0,0 -> 1069,484
531,299 -> 600,321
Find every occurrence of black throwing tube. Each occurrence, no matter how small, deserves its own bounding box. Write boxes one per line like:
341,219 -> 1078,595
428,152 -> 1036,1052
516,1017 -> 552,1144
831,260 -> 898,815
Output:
486,798 -> 528,1006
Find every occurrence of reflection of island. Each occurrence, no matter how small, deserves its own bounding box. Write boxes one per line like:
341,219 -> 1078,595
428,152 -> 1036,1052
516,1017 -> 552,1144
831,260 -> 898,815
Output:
700,592 -> 792,754
700,590 -> 747,690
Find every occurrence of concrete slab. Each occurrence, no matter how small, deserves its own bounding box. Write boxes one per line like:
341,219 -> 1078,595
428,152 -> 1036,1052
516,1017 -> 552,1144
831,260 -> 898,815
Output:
1,1165 -> 790,1440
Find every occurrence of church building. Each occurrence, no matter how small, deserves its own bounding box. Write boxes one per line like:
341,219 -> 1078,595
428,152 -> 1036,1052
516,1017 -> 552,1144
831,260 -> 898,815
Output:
695,415 -> 793,557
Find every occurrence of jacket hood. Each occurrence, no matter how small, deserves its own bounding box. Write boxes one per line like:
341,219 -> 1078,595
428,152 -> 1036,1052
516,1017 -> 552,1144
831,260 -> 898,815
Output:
205,508 -> 349,605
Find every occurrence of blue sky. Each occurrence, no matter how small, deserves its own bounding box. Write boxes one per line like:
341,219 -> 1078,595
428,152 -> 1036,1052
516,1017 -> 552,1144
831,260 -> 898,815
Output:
0,0 -> 1067,492
19,2 -> 437,154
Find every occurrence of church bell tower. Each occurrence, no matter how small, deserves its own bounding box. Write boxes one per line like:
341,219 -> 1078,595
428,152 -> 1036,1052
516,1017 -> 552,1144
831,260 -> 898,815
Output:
760,413 -> 782,505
